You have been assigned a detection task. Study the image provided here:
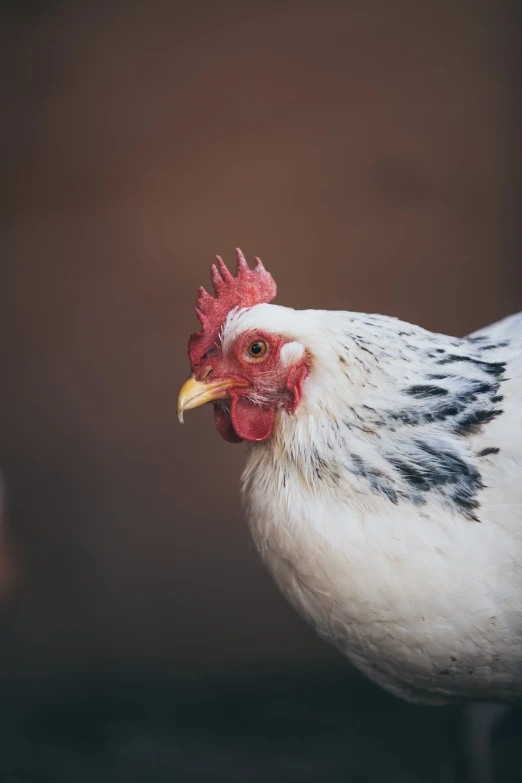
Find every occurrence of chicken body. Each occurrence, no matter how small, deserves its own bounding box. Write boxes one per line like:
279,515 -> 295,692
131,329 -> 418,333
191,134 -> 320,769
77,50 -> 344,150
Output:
231,305 -> 522,706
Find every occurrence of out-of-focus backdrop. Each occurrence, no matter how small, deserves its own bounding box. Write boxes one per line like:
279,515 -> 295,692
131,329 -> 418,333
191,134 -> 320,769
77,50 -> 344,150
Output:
0,1 -> 520,780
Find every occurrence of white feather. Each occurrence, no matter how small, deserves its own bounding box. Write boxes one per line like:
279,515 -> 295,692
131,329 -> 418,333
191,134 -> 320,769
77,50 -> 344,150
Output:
221,305 -> 522,705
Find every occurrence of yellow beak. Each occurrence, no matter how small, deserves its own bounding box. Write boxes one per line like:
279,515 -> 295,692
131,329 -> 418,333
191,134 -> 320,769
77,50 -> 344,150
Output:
177,376 -> 247,423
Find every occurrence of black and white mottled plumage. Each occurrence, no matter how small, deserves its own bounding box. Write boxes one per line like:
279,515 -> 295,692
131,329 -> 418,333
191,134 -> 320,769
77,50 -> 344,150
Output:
214,305 -> 522,707
180,265 -> 521,782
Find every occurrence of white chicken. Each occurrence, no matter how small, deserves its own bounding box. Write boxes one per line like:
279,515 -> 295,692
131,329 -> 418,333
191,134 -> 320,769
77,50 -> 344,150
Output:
178,249 -> 521,781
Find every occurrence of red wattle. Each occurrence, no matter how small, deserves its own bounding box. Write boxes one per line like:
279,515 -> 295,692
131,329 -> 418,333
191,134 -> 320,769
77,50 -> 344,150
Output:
213,405 -> 243,443
230,396 -> 275,442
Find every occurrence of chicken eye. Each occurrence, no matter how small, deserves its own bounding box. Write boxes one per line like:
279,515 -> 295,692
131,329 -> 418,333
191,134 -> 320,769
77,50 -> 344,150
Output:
246,340 -> 267,360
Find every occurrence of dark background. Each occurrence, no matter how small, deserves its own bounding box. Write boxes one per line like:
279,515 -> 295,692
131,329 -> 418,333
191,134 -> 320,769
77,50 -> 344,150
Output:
0,1 -> 520,781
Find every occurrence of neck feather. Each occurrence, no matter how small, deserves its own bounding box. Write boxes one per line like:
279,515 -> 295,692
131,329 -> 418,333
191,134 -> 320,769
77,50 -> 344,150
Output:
244,311 -> 506,522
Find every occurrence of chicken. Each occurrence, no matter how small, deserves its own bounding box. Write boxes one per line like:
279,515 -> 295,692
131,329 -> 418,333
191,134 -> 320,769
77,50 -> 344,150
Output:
178,249 -> 521,779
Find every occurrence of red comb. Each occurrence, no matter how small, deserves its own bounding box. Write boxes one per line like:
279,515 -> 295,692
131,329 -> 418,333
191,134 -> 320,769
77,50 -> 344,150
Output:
188,248 -> 277,367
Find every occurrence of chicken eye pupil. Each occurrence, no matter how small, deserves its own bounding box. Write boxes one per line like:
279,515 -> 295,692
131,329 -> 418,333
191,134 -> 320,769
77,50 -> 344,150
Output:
247,340 -> 267,359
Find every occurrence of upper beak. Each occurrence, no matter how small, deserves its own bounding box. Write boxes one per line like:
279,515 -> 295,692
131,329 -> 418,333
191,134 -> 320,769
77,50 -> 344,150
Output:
177,376 -> 247,423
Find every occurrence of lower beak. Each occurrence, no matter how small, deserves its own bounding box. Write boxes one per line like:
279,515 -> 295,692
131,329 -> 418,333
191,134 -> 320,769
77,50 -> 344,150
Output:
177,376 -> 246,423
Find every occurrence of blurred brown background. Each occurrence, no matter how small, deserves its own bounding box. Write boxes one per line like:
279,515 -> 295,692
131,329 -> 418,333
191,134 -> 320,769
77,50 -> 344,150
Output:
0,0 -> 520,686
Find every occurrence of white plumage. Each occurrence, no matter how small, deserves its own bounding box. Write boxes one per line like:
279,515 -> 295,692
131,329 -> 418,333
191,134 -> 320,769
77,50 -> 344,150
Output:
178,252 -> 521,781
222,304 -> 522,706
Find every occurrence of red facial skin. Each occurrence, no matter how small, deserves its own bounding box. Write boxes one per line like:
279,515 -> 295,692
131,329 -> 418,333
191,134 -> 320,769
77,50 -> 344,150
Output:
192,330 -> 310,444
187,251 -> 307,442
